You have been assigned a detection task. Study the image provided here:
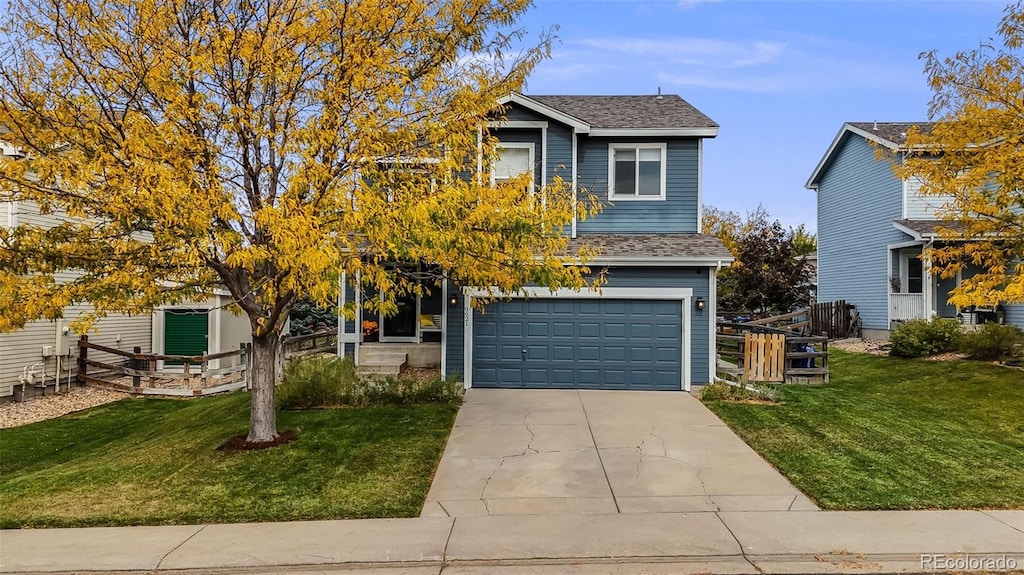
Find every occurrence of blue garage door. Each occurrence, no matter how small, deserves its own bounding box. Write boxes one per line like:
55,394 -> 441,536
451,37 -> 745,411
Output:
472,299 -> 683,390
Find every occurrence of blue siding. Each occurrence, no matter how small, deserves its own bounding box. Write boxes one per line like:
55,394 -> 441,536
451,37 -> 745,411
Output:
576,137 -> 700,234
444,279 -> 465,378
504,104 -> 553,124
816,134 -> 905,330
546,122 -> 573,184
444,267 -> 712,386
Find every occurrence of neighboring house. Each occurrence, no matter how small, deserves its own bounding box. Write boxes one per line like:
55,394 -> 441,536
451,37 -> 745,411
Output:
340,93 -> 733,391
0,143 -> 250,399
805,122 -> 1024,338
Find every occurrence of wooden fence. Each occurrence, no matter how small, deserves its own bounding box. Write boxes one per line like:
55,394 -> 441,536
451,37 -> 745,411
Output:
77,335 -> 251,396
717,323 -> 829,384
282,328 -> 338,358
809,300 -> 855,339
741,309 -> 810,333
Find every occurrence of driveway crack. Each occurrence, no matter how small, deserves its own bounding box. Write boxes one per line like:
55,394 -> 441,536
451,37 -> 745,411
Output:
639,425 -> 718,510
479,412 -> 538,510
579,391 -> 620,513
522,416 -> 538,455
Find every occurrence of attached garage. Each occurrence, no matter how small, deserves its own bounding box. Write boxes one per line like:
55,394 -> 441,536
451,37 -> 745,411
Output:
464,287 -> 692,391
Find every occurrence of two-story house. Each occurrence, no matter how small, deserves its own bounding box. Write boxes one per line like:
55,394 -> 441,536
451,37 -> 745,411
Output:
339,93 -> 732,391
806,122 -> 1024,337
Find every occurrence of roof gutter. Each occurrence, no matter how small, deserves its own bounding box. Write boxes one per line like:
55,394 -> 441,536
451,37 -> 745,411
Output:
583,255 -> 735,267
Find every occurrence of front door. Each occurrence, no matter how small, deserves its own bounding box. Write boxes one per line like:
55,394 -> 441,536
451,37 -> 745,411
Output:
380,293 -> 418,342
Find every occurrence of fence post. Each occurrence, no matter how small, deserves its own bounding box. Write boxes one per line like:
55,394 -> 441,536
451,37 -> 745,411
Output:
245,342 -> 253,390
239,341 -> 249,386
198,354 -> 208,395
77,335 -> 88,384
131,346 -> 142,389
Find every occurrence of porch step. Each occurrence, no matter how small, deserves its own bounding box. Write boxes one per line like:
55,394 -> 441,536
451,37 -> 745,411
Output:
356,363 -> 405,376
359,351 -> 409,363
355,352 -> 408,377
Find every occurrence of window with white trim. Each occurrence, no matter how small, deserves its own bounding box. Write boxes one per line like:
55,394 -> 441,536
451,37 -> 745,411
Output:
609,143 -> 666,200
491,143 -> 535,190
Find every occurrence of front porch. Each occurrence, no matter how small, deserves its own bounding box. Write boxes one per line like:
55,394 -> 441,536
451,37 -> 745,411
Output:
335,265 -> 452,375
888,292 -> 927,323
887,242 -> 991,327
356,342 -> 441,376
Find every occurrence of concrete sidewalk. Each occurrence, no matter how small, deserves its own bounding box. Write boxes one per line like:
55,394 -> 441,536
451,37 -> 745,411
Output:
3,510 -> 1022,574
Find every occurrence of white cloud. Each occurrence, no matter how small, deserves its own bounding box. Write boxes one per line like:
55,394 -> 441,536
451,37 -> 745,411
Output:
655,72 -> 786,93
534,34 -> 922,95
677,0 -> 722,9
576,37 -> 787,69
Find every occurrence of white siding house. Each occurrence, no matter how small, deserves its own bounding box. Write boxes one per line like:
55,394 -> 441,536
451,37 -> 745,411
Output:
1,147 -> 250,397
0,198 -> 155,397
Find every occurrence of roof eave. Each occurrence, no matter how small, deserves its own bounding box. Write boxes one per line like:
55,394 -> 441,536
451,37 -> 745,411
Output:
585,255 -> 735,267
892,220 -> 926,241
588,127 -> 719,138
806,123 -> 902,190
497,93 -> 591,133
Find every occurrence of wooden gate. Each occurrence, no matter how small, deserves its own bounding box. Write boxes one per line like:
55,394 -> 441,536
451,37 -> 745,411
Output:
743,332 -> 786,382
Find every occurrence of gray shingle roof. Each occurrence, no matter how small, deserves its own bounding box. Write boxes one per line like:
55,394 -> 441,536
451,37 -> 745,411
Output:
529,95 -> 718,130
894,219 -> 966,238
848,122 -> 934,146
567,233 -> 732,260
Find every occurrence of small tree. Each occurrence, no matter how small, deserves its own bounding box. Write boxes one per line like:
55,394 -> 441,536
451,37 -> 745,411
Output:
719,220 -> 814,315
790,224 -> 817,257
703,205 -> 813,314
896,1 -> 1024,308
0,0 -> 595,443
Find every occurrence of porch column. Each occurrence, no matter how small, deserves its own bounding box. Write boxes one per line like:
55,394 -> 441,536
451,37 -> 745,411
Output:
922,242 -> 934,318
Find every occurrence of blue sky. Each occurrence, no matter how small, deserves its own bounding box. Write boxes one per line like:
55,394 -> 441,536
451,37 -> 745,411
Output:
513,0 -> 1009,232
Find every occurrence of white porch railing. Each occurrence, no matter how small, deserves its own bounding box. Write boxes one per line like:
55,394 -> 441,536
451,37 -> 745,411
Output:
889,293 -> 927,322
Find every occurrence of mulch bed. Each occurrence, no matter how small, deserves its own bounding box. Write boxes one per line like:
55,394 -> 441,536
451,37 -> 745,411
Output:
217,428 -> 299,452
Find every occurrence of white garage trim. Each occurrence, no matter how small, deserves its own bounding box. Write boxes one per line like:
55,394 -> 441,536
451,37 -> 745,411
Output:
463,287 -> 693,392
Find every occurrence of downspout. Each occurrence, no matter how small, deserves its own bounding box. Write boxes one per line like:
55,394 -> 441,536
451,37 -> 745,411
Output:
541,126 -> 547,196
708,260 -> 722,386
571,127 -> 577,239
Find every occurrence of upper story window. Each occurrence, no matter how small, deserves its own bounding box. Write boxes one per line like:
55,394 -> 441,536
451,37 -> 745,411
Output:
491,143 -> 535,190
609,143 -> 666,200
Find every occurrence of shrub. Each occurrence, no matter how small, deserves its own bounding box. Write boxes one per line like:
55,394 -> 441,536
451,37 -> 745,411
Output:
889,317 -> 962,358
277,355 -> 358,409
699,381 -> 779,403
959,323 -> 1024,361
276,355 -> 463,410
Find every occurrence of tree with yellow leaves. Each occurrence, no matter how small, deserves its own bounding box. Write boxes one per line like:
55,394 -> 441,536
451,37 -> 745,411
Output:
0,0 -> 595,443
897,1 -> 1024,309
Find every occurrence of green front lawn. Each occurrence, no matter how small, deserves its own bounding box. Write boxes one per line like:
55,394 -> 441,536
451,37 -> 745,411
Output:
704,350 -> 1024,510
0,393 -> 458,528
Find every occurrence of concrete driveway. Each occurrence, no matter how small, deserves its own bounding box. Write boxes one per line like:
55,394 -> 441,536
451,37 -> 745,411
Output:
422,389 -> 818,517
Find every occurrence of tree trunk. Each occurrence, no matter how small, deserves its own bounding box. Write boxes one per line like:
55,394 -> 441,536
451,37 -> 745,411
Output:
247,331 -> 280,443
